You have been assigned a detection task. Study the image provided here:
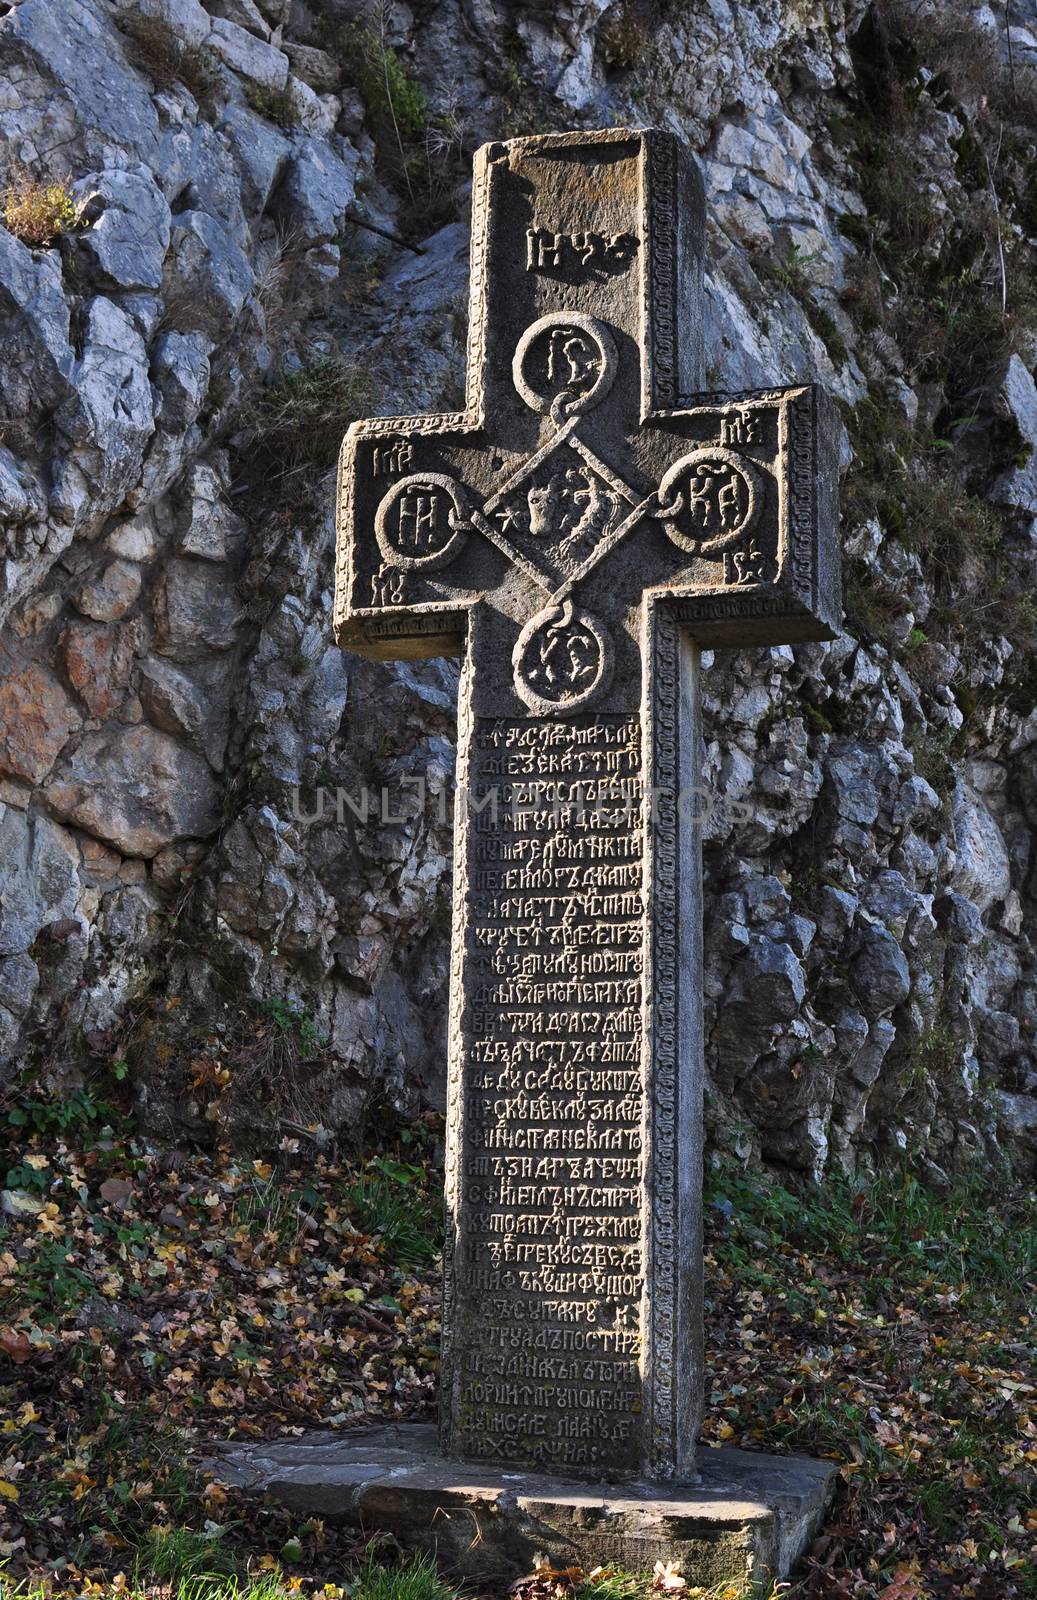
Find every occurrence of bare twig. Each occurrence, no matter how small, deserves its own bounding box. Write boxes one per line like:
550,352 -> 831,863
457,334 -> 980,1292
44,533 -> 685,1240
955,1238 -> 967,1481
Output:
346,209 -> 425,254
985,127 -> 1008,316
1005,0 -> 1017,106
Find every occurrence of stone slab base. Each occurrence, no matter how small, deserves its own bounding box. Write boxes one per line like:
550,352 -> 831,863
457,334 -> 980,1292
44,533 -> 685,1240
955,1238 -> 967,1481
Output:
211,1424 -> 837,1596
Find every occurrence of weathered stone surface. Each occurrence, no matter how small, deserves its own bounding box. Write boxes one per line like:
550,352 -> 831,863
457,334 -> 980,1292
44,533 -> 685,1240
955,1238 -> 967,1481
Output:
127,0 -> 212,47
949,784 -> 1011,912
174,465 -> 244,561
212,1424 -> 837,1597
335,129 -> 839,1480
284,41 -> 340,90
0,664 -> 81,785
75,558 -> 143,622
151,331 -> 213,433
208,16 -> 288,88
137,656 -> 231,770
273,136 -> 359,244
44,725 -> 220,857
0,0 -> 1033,1182
992,353 -> 1037,513
0,806 -> 81,957
208,0 -> 271,37
152,557 -> 241,658
217,104 -> 292,212
72,167 -> 172,292
59,620 -> 138,718
165,211 -> 254,337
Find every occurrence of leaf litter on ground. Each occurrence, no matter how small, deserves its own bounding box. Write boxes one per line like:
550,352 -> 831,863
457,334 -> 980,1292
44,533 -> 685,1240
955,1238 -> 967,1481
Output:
1,1074 -> 1034,1600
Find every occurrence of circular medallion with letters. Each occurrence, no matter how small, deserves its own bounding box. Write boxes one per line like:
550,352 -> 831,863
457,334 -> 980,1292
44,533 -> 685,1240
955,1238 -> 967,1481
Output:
512,600 -> 613,715
656,447 -> 763,555
374,473 -> 470,570
512,313 -> 618,421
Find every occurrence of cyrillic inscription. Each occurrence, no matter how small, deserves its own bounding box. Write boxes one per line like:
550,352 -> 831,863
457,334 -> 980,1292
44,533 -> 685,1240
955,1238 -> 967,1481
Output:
454,713 -> 645,1471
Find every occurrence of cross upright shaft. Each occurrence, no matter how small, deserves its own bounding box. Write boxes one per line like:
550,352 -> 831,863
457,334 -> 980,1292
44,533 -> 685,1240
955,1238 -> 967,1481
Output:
335,129 -> 841,1482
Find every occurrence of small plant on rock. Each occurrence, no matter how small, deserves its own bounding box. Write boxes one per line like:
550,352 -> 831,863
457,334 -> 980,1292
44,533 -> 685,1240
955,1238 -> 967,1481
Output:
244,81 -> 298,129
118,10 -> 220,101
242,354 -> 374,474
599,0 -> 652,72
0,177 -> 78,247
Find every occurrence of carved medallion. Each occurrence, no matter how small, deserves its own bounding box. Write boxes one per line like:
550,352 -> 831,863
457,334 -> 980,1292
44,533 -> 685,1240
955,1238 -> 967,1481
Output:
656,447 -> 763,555
512,600 -> 613,714
512,312 -> 618,420
374,473 -> 470,570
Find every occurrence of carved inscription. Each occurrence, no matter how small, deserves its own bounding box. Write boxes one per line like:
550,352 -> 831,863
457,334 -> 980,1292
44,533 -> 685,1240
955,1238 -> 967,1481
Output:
454,713 -> 645,1472
525,226 -> 639,277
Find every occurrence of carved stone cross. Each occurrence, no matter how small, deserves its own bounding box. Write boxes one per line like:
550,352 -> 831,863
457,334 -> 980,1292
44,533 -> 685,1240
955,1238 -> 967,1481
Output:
336,129 -> 840,1483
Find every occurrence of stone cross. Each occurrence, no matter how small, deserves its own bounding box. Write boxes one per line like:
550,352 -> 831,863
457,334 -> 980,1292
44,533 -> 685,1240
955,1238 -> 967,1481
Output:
335,129 -> 840,1483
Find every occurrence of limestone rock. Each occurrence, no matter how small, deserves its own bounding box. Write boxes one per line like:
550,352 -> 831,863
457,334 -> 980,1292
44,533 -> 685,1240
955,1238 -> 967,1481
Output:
995,1091 -> 1037,1153
152,558 -> 241,659
950,784 -> 1011,912
992,354 -> 1037,513
44,725 -> 220,857
273,136 -> 359,244
127,0 -> 212,48
0,665 -> 81,785
150,330 -> 213,433
0,807 -> 81,957
165,211 -> 254,337
0,0 -> 1032,1184
59,620 -> 138,719
848,925 -> 911,1020
284,42 -> 341,90
72,167 -> 172,292
208,16 -> 288,88
208,0 -> 271,36
75,559 -> 143,622
137,656 -> 231,770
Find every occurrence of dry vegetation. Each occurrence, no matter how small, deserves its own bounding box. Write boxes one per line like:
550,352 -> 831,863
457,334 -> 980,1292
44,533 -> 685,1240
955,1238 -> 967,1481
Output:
0,179 -> 78,247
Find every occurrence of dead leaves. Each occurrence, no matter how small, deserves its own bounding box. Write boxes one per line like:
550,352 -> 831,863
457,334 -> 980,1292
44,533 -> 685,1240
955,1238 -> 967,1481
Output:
0,1114 -> 443,1579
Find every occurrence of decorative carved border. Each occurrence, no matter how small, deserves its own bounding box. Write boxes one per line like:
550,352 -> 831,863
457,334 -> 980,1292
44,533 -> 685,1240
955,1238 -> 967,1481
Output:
642,599 -> 681,1477
438,645 -> 473,1456
642,131 -> 678,416
786,385 -> 818,611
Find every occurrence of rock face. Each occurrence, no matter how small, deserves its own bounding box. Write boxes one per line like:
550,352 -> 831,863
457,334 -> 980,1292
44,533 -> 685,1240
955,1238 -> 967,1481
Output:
0,0 -> 1035,1180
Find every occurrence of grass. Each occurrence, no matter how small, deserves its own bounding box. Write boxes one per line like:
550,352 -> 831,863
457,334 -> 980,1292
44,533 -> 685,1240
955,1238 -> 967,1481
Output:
344,1176 -> 440,1269
0,178 -> 78,247
0,1555 -> 457,1600
702,1167 -> 1037,1594
311,9 -> 464,235
2,1064 -> 1034,1598
117,11 -> 220,100
244,83 -> 298,130
350,1551 -> 456,1600
240,356 -> 373,474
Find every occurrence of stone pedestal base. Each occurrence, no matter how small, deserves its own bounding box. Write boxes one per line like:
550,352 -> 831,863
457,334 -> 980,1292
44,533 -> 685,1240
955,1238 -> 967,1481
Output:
211,1424 -> 837,1596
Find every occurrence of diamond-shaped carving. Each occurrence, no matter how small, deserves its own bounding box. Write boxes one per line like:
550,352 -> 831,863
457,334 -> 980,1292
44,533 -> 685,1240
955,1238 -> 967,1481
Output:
474,423 -> 643,594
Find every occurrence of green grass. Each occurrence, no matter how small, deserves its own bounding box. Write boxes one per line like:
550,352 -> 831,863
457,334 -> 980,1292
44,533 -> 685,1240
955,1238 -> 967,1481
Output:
242,356 -> 373,473
350,1551 -> 456,1600
707,1166 -> 1037,1302
345,1171 -> 441,1269
0,1580 -> 302,1600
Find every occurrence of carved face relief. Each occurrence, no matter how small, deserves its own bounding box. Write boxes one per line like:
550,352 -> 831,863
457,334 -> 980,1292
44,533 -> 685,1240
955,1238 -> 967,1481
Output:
481,433 -> 637,592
